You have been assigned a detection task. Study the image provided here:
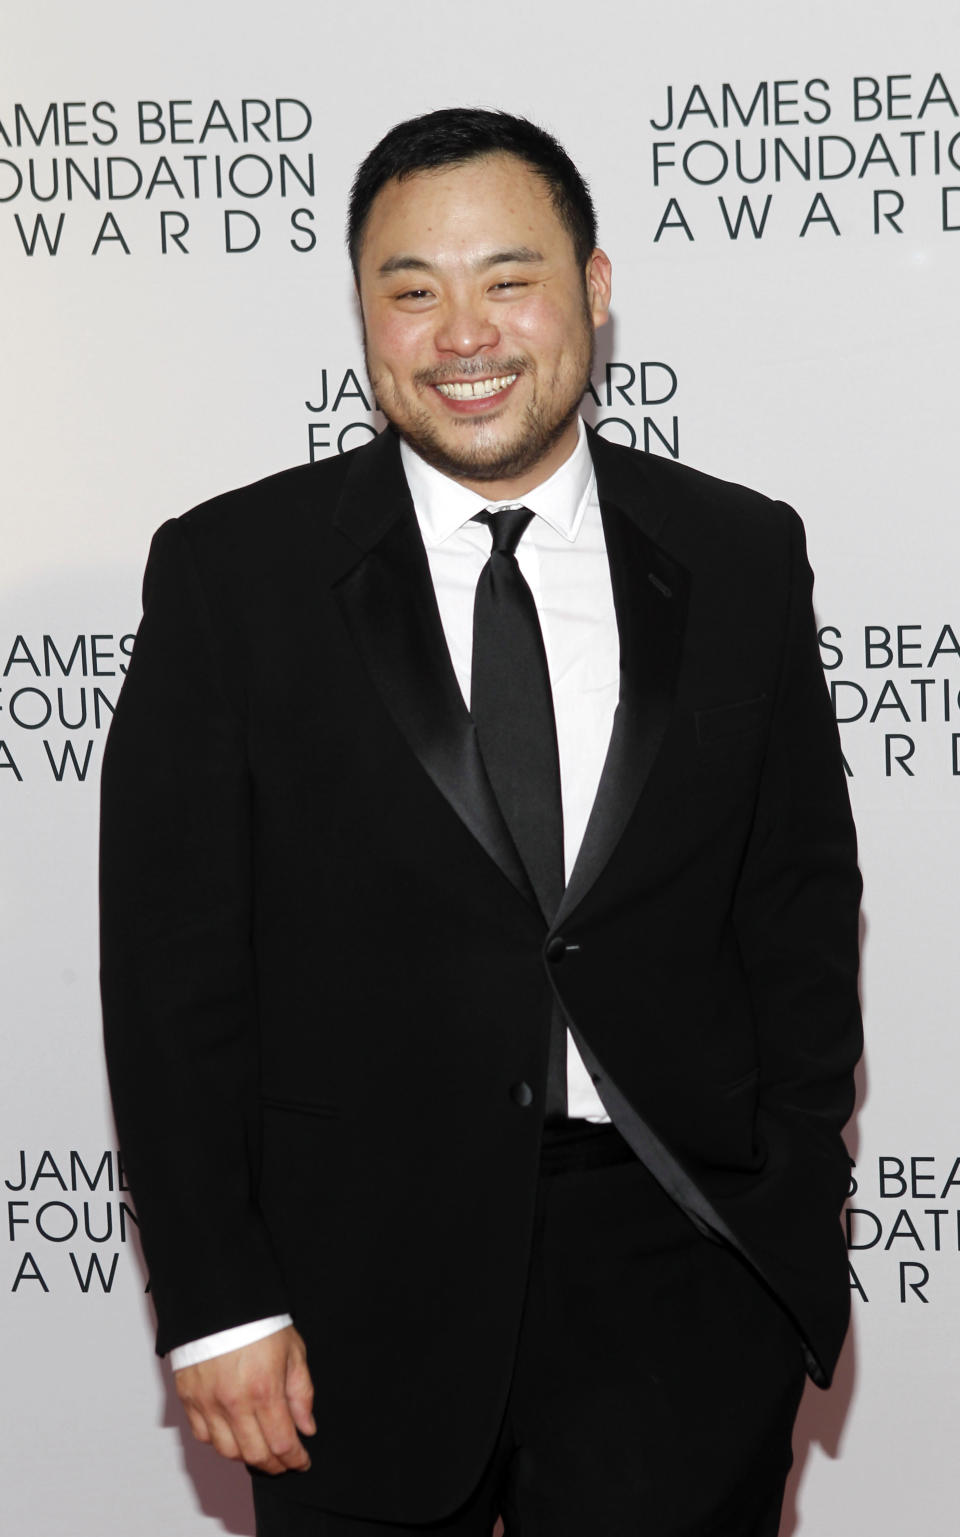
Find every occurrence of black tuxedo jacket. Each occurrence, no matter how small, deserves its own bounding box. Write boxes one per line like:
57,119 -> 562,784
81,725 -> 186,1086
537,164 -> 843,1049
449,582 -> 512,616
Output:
100,426 -> 862,1523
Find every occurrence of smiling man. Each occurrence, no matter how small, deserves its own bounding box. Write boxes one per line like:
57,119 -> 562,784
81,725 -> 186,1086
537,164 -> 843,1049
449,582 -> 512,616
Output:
101,109 -> 862,1537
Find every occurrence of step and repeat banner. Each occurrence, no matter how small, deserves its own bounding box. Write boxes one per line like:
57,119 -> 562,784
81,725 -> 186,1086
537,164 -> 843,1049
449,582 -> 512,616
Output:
3,2 -> 958,1532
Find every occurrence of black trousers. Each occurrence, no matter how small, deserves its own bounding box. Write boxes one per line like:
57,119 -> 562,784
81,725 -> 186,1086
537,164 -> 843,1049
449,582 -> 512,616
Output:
253,1123 -> 806,1537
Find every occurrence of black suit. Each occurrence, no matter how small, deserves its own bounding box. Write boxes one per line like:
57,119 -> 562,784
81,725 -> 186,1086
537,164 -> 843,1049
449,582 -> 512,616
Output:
100,425 -> 861,1525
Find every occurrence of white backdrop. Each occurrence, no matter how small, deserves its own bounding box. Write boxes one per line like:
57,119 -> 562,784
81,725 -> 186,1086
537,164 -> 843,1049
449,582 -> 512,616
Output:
3,3 -> 959,1532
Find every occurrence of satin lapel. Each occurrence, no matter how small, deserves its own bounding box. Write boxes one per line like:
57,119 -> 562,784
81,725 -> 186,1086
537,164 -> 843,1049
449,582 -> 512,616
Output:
556,485 -> 689,925
330,431 -> 538,911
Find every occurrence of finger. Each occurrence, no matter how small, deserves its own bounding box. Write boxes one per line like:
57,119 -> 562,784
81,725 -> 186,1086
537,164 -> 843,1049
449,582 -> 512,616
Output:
205,1412 -> 245,1464
255,1400 -> 312,1472
182,1404 -> 212,1445
285,1355 -> 316,1437
223,1411 -> 290,1476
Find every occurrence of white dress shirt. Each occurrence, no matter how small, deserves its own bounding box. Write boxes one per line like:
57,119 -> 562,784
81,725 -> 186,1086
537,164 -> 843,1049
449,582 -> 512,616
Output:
170,418 -> 619,1369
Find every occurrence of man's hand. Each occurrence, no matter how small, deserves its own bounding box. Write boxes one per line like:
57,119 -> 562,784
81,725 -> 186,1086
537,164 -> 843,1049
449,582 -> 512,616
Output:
174,1325 -> 316,1475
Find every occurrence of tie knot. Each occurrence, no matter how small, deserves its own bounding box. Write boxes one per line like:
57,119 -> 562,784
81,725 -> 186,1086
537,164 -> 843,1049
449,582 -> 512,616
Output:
476,505 -> 535,557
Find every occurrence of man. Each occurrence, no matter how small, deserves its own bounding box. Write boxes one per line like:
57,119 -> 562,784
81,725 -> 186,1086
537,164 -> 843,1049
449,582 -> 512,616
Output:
101,108 -> 862,1536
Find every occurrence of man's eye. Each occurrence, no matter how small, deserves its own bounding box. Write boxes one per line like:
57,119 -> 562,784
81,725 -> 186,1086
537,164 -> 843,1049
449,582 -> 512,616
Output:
491,280 -> 527,291
398,289 -> 431,301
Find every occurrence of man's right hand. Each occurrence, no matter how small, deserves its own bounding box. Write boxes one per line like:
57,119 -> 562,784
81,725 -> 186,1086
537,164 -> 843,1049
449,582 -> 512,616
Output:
174,1324 -> 316,1475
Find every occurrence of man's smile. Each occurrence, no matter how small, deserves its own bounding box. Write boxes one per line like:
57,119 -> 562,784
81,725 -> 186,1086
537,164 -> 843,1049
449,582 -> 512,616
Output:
434,373 -> 519,401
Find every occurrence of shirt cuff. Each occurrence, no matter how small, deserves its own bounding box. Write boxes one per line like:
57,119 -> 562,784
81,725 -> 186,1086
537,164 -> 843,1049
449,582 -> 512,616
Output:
168,1314 -> 294,1371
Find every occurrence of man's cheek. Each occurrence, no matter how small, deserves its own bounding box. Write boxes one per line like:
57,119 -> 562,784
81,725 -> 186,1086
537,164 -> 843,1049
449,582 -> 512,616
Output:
511,297 -> 562,343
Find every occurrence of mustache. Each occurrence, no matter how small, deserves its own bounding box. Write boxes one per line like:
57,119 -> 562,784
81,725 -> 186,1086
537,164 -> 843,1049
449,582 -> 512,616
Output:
412,358 -> 529,388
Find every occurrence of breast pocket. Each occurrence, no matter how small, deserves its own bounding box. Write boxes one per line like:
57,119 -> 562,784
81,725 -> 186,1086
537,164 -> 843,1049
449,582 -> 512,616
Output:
695,695 -> 768,747
691,695 -> 769,799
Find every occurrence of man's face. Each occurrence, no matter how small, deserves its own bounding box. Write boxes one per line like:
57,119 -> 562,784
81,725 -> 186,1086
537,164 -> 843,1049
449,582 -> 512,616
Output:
356,153 -> 611,498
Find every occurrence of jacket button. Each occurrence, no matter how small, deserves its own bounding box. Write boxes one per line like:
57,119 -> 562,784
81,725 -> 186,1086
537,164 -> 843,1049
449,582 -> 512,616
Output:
545,936 -> 567,962
510,1081 -> 534,1108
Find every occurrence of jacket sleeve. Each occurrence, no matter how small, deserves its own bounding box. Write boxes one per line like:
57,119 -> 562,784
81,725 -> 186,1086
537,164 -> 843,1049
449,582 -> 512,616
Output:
721,505 -> 862,1380
100,517 -> 290,1355
734,506 -> 862,1155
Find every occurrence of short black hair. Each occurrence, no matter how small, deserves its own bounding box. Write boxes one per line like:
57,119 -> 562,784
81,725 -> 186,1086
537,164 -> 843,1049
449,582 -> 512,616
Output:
347,107 -> 598,276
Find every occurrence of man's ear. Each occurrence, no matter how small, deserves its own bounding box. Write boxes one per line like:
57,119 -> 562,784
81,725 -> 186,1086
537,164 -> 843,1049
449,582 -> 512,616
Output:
585,248 -> 612,329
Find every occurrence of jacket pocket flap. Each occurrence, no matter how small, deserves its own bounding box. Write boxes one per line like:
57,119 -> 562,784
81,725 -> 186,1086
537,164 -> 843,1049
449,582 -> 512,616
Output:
261,1096 -> 341,1119
696,695 -> 768,746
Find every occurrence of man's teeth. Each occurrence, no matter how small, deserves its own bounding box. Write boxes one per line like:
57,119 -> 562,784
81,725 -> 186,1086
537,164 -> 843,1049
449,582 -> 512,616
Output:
436,374 -> 518,401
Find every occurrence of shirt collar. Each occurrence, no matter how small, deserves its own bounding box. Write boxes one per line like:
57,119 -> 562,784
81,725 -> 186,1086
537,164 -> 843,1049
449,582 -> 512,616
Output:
400,417 -> 594,548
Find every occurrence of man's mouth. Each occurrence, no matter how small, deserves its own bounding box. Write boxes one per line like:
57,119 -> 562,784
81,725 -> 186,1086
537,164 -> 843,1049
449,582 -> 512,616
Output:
434,374 -> 518,401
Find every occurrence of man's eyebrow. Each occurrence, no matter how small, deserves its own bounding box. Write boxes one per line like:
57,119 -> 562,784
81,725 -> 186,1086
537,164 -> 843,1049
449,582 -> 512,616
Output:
378,254 -> 432,275
476,246 -> 544,270
376,246 -> 545,277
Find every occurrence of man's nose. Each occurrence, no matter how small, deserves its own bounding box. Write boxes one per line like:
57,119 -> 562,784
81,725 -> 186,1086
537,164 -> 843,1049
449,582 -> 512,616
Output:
433,300 -> 500,358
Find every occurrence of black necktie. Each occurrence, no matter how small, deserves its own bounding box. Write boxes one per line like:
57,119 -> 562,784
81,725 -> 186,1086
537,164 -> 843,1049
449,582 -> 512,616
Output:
471,506 -> 567,1120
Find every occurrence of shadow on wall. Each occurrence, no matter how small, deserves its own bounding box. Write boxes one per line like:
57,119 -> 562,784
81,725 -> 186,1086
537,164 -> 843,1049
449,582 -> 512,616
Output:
780,1320 -> 857,1537
780,902 -> 869,1537
111,1160 -> 259,1532
161,1362 -> 258,1535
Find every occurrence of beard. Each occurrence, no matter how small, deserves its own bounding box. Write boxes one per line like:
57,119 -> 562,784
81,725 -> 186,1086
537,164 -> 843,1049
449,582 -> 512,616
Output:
364,323 -> 595,485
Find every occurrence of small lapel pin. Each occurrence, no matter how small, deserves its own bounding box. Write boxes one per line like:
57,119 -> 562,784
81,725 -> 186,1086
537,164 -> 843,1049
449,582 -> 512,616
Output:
648,572 -> 673,598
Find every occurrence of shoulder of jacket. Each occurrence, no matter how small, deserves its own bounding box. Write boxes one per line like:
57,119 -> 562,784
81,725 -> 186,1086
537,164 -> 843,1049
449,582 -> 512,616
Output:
176,449 -> 358,547
608,436 -> 796,524
598,441 -> 806,574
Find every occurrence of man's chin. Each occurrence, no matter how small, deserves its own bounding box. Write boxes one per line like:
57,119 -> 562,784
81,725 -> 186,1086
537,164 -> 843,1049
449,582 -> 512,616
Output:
389,408 -> 577,486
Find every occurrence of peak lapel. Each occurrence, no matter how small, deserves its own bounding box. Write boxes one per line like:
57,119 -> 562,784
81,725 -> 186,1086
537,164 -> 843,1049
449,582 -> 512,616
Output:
557,436 -> 689,924
330,430 -> 538,912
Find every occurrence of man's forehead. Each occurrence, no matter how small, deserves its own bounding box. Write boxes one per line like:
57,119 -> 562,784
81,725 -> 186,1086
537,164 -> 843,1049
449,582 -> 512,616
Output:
389,150 -> 544,195
361,155 -> 559,259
